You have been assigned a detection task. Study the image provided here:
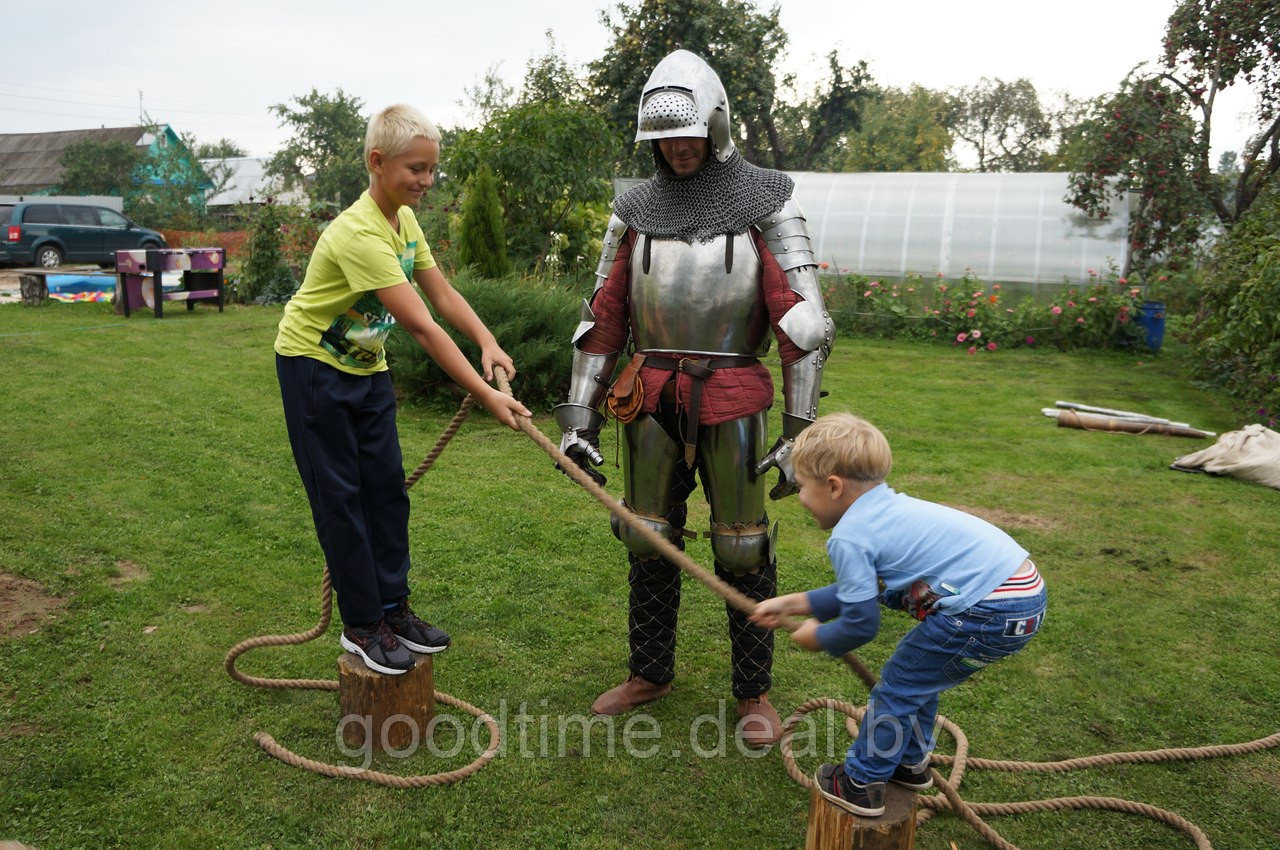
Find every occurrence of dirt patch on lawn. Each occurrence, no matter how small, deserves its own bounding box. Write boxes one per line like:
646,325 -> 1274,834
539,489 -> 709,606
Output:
108,559 -> 145,588
942,504 -> 1056,531
0,572 -> 64,640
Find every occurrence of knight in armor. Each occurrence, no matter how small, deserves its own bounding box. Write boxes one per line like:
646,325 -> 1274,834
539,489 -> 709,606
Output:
554,50 -> 834,748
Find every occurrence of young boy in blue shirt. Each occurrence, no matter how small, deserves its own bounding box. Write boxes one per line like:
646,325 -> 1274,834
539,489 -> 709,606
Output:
275,104 -> 530,676
751,413 -> 1046,816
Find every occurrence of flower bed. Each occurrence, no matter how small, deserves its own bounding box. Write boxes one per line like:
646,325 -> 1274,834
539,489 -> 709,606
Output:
823,268 -> 1150,353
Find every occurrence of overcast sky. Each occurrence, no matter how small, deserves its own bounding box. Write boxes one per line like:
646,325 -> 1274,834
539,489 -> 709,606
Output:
1,0 -> 1259,167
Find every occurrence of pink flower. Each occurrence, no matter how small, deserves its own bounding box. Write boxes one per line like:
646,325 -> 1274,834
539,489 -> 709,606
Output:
840,267 -> 849,273
906,287 -> 915,293
1076,317 -> 1085,324
1051,305 -> 1063,315
870,280 -> 880,287
993,284 -> 1001,291
1067,301 -> 1076,308
986,341 -> 997,351
1130,288 -> 1141,297
863,290 -> 872,297
819,262 -> 830,269
932,309 -> 941,315
956,332 -> 968,342
936,272 -> 944,277
1088,297 -> 1098,302
966,308 -> 976,318
973,291 -> 983,298
1025,335 -> 1036,345
971,329 -> 982,339
1088,268 -> 1096,276
1118,277 -> 1127,284
967,346 -> 977,356
1158,275 -> 1168,282
938,284 -> 948,292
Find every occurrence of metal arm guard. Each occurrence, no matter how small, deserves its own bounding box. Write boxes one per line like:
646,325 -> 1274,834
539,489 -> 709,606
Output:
555,213 -> 629,432
756,198 -> 835,434
553,349 -> 614,433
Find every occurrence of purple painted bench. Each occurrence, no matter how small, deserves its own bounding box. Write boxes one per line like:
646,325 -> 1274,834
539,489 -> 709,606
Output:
116,247 -> 226,318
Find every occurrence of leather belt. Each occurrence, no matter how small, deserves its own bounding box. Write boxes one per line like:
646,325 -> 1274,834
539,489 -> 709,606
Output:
644,355 -> 759,465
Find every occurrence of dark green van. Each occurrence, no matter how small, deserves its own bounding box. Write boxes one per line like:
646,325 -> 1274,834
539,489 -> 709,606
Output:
0,201 -> 166,268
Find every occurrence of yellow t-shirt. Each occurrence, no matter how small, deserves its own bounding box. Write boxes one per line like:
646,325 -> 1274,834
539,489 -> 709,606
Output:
274,191 -> 436,374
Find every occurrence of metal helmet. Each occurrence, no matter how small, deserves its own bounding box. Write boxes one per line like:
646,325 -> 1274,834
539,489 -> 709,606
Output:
635,49 -> 735,163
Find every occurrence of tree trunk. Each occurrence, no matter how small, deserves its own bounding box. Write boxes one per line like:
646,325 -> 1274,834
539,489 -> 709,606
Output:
805,783 -> 917,850
337,651 -> 435,752
19,274 -> 46,306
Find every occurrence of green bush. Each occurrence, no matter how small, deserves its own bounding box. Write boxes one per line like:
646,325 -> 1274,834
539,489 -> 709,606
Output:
457,166 -> 512,278
386,269 -> 582,411
238,201 -> 298,305
1192,183 -> 1280,426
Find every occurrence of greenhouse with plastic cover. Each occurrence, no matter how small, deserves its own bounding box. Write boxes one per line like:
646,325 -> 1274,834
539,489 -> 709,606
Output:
617,172 -> 1131,295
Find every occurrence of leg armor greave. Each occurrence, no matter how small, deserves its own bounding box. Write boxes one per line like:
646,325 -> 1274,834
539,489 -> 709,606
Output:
616,413 -> 692,560
699,411 -> 771,574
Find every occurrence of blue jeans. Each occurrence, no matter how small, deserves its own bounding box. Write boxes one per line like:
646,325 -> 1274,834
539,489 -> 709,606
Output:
845,585 -> 1047,783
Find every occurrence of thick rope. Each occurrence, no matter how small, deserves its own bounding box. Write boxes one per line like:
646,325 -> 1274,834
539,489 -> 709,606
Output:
486,369 -> 1280,850
225,394 -> 498,788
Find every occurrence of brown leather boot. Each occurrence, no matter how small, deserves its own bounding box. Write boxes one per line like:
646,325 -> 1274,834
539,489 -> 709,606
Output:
591,674 -> 672,716
736,693 -> 783,748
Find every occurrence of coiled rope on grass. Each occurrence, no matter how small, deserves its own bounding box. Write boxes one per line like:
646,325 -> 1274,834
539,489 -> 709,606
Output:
224,393 -> 499,788
486,368 -> 1279,850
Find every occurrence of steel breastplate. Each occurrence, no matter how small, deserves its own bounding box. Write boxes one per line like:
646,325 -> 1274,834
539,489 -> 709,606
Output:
628,234 -> 768,357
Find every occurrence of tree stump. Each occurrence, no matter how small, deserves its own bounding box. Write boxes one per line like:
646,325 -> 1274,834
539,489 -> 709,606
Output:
19,274 -> 46,306
337,652 -> 435,751
805,783 -> 917,850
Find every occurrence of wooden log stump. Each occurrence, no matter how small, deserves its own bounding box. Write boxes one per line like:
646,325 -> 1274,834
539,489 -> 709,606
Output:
805,782 -> 917,850
337,651 -> 435,751
19,274 -> 46,306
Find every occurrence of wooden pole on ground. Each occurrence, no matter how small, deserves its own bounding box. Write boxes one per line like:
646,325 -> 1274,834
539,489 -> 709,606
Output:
337,652 -> 435,751
805,783 -> 917,850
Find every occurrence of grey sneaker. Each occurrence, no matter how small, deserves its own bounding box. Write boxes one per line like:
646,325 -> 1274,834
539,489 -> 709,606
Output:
889,759 -> 934,791
813,763 -> 886,817
384,600 -> 451,654
340,621 -> 415,675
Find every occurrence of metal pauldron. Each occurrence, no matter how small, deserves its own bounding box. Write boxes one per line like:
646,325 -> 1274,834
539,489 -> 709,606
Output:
593,214 -> 629,285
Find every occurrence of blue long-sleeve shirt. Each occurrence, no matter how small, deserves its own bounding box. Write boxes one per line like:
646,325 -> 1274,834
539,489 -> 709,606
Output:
805,482 -> 1029,657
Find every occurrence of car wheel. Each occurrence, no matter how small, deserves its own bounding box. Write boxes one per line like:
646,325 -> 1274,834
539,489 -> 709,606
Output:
36,245 -> 63,268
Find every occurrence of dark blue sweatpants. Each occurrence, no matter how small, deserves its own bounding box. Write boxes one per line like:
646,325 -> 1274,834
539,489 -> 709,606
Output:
276,354 -> 411,626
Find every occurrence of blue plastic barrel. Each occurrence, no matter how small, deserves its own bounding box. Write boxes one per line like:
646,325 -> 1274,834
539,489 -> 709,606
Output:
1136,301 -> 1165,351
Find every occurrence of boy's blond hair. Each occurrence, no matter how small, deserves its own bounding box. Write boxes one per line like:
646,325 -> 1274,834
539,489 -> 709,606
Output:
364,104 -> 441,173
791,413 -> 892,483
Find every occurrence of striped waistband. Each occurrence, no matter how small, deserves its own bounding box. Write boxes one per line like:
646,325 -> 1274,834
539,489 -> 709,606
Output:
983,560 -> 1043,600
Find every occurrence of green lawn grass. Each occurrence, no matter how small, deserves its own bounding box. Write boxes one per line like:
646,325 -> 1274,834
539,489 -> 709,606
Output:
0,301 -> 1276,849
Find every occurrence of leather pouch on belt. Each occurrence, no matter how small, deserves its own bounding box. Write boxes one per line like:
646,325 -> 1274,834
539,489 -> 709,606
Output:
606,353 -> 647,423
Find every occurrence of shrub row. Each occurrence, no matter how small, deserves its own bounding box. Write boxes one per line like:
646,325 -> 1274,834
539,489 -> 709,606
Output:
386,269 -> 585,412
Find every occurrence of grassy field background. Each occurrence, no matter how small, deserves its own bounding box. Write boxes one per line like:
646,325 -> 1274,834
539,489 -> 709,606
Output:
0,300 -> 1276,849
